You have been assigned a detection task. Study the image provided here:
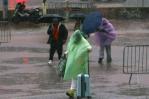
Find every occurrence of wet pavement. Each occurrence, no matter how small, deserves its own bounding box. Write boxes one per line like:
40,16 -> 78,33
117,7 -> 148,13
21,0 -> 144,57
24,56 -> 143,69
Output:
0,20 -> 149,99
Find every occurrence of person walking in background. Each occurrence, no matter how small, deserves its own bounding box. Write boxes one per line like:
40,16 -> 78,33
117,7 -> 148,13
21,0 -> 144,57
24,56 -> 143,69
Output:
42,0 -> 47,15
73,19 -> 83,31
73,19 -> 89,39
96,17 -> 117,64
72,13 -> 88,38
13,1 -> 24,16
47,18 -> 68,65
20,1 -> 26,11
13,1 -> 29,17
63,30 -> 92,97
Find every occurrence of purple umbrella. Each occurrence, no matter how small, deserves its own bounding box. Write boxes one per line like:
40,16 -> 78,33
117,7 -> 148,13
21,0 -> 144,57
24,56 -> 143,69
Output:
82,11 -> 102,35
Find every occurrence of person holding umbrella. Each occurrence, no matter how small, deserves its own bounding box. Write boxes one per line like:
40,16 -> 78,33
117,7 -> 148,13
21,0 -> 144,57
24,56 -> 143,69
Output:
96,17 -> 117,64
69,13 -> 89,39
69,13 -> 86,31
47,17 -> 68,65
82,12 -> 116,64
13,1 -> 27,17
74,19 -> 82,31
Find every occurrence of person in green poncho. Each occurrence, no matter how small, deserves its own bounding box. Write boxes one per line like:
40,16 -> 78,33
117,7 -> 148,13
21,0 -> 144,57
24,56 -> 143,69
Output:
63,30 -> 92,97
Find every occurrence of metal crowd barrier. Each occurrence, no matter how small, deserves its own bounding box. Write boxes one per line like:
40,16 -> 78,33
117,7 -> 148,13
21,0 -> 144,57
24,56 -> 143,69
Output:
0,21 -> 11,44
123,44 -> 149,84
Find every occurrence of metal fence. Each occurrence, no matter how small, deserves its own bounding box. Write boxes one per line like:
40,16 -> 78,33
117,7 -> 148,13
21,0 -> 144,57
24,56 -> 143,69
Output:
47,1 -> 94,9
123,44 -> 149,84
0,21 -> 11,43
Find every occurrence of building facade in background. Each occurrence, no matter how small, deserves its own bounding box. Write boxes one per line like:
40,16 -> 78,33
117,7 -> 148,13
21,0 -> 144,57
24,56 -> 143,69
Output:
0,0 -> 149,10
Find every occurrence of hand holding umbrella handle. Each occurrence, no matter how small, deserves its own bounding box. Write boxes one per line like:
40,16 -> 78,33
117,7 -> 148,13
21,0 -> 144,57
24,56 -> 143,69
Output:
64,51 -> 68,56
87,47 -> 92,52
97,27 -> 108,33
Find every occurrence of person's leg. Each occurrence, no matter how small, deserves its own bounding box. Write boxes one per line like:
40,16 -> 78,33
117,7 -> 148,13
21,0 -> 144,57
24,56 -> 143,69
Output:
105,45 -> 112,63
98,45 -> 104,64
48,43 -> 56,64
57,44 -> 63,60
66,79 -> 76,97
70,79 -> 77,90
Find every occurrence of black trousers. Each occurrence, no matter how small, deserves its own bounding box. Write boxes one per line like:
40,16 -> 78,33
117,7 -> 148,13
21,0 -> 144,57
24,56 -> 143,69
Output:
49,42 -> 63,60
99,44 -> 111,62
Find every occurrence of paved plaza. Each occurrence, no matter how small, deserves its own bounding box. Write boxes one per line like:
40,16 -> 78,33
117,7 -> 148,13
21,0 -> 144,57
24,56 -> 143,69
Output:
0,20 -> 149,99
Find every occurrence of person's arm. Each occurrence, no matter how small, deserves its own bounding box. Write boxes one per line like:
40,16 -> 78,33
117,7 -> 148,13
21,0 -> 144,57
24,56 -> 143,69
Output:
64,50 -> 68,55
46,25 -> 53,44
47,24 -> 52,36
97,26 -> 108,33
61,24 -> 68,44
87,46 -> 92,52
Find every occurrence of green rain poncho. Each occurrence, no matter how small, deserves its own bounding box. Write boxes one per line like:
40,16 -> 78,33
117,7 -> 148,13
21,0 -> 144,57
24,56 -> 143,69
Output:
63,30 -> 92,80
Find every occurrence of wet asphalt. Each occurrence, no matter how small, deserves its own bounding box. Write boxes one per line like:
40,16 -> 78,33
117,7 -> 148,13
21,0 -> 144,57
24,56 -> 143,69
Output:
0,21 -> 149,99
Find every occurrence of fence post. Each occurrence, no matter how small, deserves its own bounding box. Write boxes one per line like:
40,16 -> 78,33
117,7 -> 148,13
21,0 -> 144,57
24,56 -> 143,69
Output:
0,21 -> 11,43
123,44 -> 149,84
2,0 -> 8,20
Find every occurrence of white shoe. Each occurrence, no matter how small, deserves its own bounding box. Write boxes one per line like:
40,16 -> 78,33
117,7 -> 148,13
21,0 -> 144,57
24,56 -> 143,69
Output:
48,60 -> 52,65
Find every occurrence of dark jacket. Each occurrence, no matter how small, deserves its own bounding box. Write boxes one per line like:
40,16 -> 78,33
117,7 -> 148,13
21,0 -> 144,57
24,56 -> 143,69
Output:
47,23 -> 68,45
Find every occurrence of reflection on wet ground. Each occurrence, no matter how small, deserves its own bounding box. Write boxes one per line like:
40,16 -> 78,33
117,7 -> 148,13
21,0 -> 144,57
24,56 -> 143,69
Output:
113,34 -> 149,46
0,46 -> 149,98
118,87 -> 149,96
2,57 -> 48,64
0,46 -> 149,99
0,66 -> 17,72
0,47 -> 48,53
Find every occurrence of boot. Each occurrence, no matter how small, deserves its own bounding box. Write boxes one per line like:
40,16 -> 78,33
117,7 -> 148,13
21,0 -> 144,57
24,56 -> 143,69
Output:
107,58 -> 112,63
66,89 -> 76,98
98,58 -> 103,64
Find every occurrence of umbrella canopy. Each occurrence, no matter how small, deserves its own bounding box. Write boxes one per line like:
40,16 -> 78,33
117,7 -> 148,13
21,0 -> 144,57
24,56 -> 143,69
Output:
69,13 -> 86,21
82,11 -> 102,35
38,14 -> 65,23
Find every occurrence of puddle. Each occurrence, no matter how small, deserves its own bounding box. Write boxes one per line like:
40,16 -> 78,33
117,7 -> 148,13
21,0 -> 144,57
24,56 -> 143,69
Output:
0,68 -> 63,89
113,35 -> 149,46
0,73 -> 38,85
0,89 -> 22,95
118,87 -> 149,96
0,66 -> 17,72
